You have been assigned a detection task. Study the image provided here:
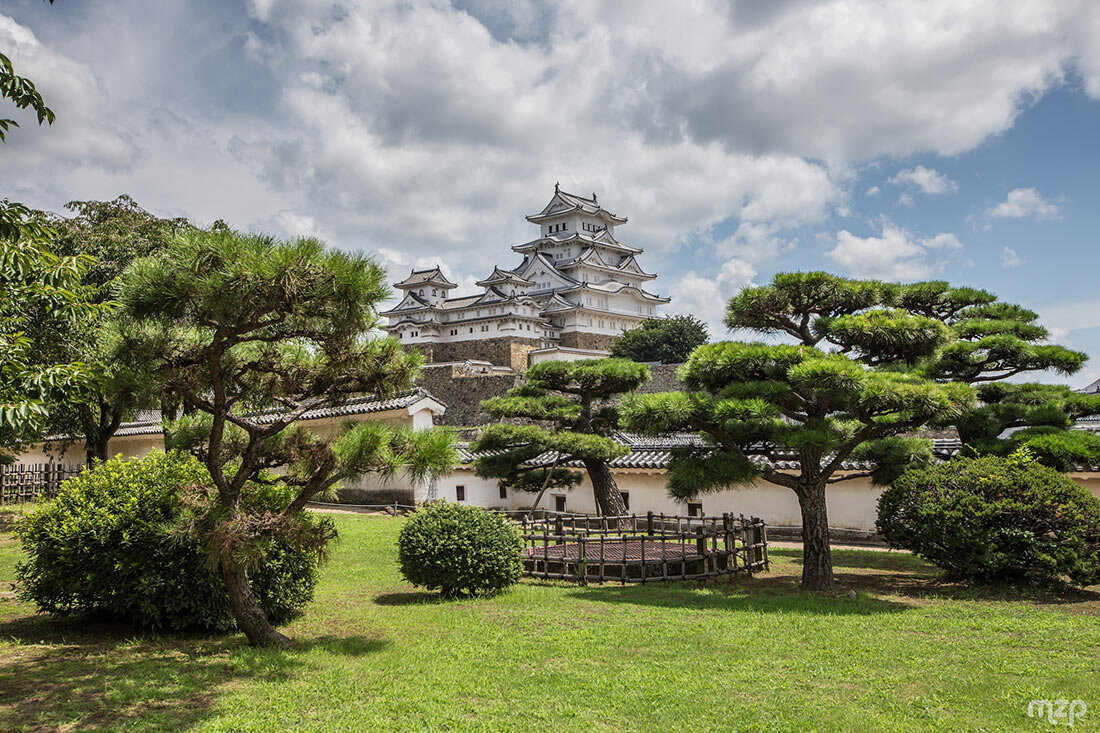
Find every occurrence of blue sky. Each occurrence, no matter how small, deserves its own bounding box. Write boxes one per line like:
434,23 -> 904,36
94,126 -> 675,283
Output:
3,1 -> 1100,387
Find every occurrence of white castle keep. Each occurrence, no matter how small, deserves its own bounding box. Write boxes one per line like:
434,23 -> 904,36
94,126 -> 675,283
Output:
381,186 -> 669,370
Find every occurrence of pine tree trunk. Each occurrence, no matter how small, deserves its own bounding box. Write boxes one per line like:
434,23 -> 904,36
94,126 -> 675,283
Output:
583,459 -> 627,516
222,559 -> 291,647
797,482 -> 834,590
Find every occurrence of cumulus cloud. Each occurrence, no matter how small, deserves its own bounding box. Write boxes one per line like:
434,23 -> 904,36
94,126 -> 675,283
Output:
667,259 -> 758,337
5,0 -> 1100,292
1001,246 -> 1023,267
827,221 -> 962,281
986,187 -> 1060,220
889,165 -> 958,195
865,185 -> 880,196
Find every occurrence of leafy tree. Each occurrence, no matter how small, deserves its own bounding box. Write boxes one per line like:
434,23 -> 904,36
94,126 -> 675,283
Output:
31,196 -> 193,464
0,203 -> 104,461
621,273 -> 973,590
471,359 -> 649,516
118,227 -> 457,646
610,315 -> 709,364
1,40 -> 55,143
0,4 -> 106,461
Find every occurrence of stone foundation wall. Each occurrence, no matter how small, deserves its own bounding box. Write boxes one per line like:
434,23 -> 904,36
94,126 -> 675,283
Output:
417,367 -> 520,426
408,337 -> 542,371
558,332 -> 616,351
416,360 -> 686,428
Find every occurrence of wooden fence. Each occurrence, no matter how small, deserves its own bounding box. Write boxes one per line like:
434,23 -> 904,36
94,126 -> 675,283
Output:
516,511 -> 768,585
0,463 -> 83,505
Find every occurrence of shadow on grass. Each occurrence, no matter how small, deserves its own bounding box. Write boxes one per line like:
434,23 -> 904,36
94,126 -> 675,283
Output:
773,547 -> 1100,608
565,574 -> 910,615
373,591 -> 445,606
0,610 -> 387,731
770,547 -> 931,573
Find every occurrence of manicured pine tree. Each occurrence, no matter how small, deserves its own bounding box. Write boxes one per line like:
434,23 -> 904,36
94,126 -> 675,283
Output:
119,227 -> 456,646
890,282 -> 1100,466
471,359 -> 649,516
621,273 -> 973,590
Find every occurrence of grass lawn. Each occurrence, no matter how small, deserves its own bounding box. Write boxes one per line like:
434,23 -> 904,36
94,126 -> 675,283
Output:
1,507 -> 1099,732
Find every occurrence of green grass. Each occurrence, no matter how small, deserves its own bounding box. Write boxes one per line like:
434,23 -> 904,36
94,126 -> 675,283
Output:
1,507 -> 1099,732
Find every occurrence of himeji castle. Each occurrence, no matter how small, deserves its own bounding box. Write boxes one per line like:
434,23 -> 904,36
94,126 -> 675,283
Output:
381,185 -> 670,370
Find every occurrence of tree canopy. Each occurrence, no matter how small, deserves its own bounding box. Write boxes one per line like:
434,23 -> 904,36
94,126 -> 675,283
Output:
622,272 -> 979,590
119,227 -> 457,645
29,196 -> 194,463
624,271 -> 1094,589
610,314 -> 709,364
471,358 -> 649,516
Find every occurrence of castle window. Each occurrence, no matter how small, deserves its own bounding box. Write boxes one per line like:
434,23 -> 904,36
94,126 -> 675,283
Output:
456,485 -> 466,502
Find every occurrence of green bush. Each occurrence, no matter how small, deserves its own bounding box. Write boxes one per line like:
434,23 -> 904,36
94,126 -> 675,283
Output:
877,450 -> 1100,587
397,502 -> 523,597
15,451 -> 326,630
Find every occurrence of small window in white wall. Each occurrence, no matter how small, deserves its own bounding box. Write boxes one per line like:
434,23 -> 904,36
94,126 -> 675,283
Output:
456,485 -> 466,502
620,492 -> 629,510
687,502 -> 702,517
554,495 -> 567,513
499,485 -> 507,500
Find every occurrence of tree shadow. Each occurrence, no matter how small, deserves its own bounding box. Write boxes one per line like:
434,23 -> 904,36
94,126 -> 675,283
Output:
773,548 -> 1100,609
770,547 -> 932,573
565,574 -> 910,615
0,611 -> 389,731
296,635 -> 390,656
373,590 -> 445,606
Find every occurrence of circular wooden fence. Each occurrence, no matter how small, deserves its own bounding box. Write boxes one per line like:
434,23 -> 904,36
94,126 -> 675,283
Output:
509,511 -> 769,585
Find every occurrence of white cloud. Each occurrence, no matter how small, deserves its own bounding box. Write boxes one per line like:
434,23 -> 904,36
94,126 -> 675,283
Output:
865,185 -> 880,196
5,0 -> 1100,292
827,221 -> 962,280
667,259 -> 757,337
897,193 -> 915,207
1001,246 -> 1023,267
986,187 -> 1060,220
889,165 -> 959,195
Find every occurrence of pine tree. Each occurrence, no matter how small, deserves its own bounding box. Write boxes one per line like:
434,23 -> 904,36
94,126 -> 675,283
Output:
471,359 -> 649,516
622,273 -> 973,590
119,227 -> 456,645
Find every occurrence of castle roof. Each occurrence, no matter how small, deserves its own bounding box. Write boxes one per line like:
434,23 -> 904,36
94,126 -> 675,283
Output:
476,266 -> 533,288
560,281 -> 671,303
394,266 -> 457,290
525,185 -> 627,225
512,230 -> 642,255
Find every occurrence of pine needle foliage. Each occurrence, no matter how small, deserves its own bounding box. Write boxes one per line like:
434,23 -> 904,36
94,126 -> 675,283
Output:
117,227 -> 456,646
471,358 -> 648,515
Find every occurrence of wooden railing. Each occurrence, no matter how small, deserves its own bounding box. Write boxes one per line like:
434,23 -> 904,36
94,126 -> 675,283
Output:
0,463 -> 83,505
513,510 -> 768,585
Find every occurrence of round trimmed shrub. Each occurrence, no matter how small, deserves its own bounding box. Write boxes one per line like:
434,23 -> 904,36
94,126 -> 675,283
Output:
15,451 -> 326,630
397,502 -> 523,597
877,451 -> 1100,587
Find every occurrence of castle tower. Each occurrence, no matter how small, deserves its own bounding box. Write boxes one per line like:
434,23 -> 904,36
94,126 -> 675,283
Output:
381,187 -> 669,370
